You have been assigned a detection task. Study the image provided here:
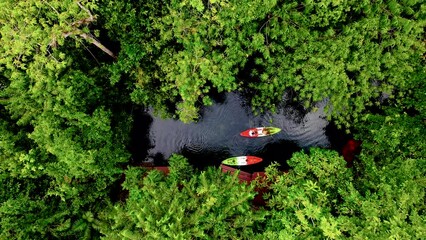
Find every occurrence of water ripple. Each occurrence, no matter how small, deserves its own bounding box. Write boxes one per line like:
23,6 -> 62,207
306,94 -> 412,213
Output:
144,92 -> 331,168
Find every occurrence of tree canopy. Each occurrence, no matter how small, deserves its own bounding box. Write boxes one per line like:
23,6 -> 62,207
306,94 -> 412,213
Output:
1,0 -> 425,239
100,0 -> 425,124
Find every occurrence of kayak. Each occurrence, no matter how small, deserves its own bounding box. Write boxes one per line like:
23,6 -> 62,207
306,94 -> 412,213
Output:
222,156 -> 263,166
240,127 -> 281,138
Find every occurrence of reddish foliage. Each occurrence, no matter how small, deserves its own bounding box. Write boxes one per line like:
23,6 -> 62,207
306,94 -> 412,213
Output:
221,166 -> 275,206
220,164 -> 253,182
341,139 -> 362,167
251,172 -> 268,206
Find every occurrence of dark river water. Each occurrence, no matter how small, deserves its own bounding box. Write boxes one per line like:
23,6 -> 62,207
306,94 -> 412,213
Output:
131,92 -> 347,172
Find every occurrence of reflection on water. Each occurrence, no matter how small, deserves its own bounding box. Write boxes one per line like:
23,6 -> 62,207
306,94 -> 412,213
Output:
135,92 -> 332,171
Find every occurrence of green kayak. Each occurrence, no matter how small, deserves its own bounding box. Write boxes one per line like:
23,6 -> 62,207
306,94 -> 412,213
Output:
240,127 -> 281,138
222,156 -> 263,166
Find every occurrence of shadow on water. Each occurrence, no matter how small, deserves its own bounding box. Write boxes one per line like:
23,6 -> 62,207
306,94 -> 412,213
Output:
325,122 -> 351,155
128,107 -> 153,165
238,140 -> 300,172
131,92 -> 347,173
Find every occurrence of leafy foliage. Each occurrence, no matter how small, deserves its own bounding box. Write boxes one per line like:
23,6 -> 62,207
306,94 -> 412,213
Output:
1,0 -> 425,239
0,1 -> 131,238
0,0 -> 114,71
260,148 -> 353,239
96,155 -> 265,239
247,0 -> 425,126
346,110 -> 426,239
349,109 -> 426,239
100,0 -> 425,125
260,142 -> 425,239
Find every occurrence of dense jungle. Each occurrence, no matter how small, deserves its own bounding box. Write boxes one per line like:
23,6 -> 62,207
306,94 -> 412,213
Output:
1,0 -> 425,239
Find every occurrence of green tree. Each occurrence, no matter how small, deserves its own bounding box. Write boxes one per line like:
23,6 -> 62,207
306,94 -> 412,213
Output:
1,68 -> 130,239
100,0 -> 425,125
260,148 -> 353,239
260,140 -> 425,239
100,0 -> 278,122
247,0 -> 425,126
0,0 -> 115,71
0,1 -> 131,238
348,108 -> 426,239
1,0 -> 425,238
96,154 -> 266,239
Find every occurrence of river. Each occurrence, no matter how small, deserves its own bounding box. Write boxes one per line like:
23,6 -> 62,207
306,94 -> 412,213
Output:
130,92 -> 346,172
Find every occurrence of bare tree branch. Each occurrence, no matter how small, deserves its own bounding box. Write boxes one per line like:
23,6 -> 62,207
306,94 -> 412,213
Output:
72,2 -> 95,27
47,2 -> 116,59
76,1 -> 94,21
79,33 -> 116,59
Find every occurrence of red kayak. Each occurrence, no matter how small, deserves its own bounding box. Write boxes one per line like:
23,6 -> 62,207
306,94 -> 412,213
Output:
222,156 -> 263,166
240,127 -> 281,138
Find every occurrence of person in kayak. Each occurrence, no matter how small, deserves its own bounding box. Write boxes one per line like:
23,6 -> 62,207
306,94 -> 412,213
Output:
257,128 -> 269,136
247,128 -> 270,137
